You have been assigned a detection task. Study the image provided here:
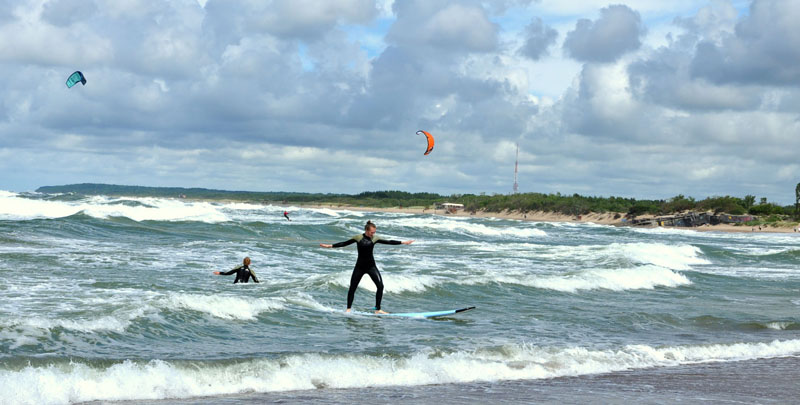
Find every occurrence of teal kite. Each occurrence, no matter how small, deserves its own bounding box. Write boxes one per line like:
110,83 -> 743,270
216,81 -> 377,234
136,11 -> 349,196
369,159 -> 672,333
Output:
66,71 -> 86,88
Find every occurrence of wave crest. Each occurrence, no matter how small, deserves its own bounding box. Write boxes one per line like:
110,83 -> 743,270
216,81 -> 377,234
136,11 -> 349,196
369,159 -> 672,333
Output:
3,339 -> 799,404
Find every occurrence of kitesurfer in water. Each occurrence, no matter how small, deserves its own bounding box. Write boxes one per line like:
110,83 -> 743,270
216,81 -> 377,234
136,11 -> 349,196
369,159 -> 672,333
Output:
319,220 -> 414,314
213,257 -> 259,284
283,211 -> 291,221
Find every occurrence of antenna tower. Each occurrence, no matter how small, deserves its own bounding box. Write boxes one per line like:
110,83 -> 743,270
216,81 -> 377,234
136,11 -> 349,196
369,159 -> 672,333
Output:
513,143 -> 519,194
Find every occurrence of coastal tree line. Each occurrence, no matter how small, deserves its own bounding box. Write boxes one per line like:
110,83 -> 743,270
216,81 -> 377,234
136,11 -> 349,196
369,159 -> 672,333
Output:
37,183 -> 799,221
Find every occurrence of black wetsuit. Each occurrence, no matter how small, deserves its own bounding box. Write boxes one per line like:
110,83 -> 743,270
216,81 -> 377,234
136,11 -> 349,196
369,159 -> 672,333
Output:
332,233 -> 401,310
219,265 -> 259,284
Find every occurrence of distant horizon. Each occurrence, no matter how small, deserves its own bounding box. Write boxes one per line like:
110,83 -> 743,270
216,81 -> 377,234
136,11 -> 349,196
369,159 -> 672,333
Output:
26,182 -> 797,206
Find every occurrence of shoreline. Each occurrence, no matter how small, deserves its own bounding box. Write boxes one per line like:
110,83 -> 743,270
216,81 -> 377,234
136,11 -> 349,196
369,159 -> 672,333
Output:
294,203 -> 799,234
114,356 -> 800,404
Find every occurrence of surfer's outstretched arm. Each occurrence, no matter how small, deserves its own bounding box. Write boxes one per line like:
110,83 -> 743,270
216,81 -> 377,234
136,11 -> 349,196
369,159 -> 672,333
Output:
320,239 -> 356,248
250,271 -> 260,283
375,239 -> 414,245
215,266 -> 240,276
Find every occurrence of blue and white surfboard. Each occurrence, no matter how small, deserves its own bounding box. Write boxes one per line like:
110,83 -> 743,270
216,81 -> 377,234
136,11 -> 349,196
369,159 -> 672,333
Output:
365,306 -> 475,318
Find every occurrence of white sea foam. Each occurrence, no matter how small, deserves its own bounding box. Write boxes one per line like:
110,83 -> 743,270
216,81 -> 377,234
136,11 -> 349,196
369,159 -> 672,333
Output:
529,266 -> 691,292
3,339 -> 799,404
321,262 -> 691,294
1,290 -> 285,333
328,272 -> 442,293
385,217 -> 547,238
694,265 -> 800,280
765,322 -> 794,330
465,265 -> 691,292
5,305 -> 151,334
308,208 -> 341,217
0,192 -> 232,222
222,202 -> 265,210
529,242 -> 708,271
284,292 -> 339,312
336,209 -> 365,217
166,293 -> 285,320
613,243 -> 709,270
630,226 -> 800,245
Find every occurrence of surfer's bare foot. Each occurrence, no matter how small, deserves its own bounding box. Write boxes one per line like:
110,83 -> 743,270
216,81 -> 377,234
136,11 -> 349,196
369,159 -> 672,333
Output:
374,309 -> 388,314
345,308 -> 352,313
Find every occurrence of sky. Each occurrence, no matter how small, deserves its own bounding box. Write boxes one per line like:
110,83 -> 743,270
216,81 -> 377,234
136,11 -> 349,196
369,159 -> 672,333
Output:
0,0 -> 798,203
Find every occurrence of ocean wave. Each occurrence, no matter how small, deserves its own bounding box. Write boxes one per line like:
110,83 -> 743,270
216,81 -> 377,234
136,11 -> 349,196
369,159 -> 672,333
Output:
611,243 -> 709,270
3,339 -> 799,404
692,265 -> 800,280
630,226 -> 800,244
4,306 -> 151,334
383,217 -> 547,239
222,202 -> 266,211
306,207 -> 341,217
465,265 -> 691,292
0,290 -> 287,335
0,192 -> 233,223
764,321 -> 797,331
529,242 -> 709,271
166,293 -> 286,320
316,262 -> 691,294
325,272 -> 442,294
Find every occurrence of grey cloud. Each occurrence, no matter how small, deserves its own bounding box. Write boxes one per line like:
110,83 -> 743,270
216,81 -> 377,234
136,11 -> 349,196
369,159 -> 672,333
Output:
690,0 -> 800,85
518,17 -> 557,60
525,1 -> 800,202
1,0 -> 531,195
41,0 -> 98,27
0,0 -> 18,24
628,46 -> 760,112
563,4 -> 645,63
626,1 -> 764,112
344,1 -> 534,137
673,0 -> 738,43
388,0 -> 498,53
343,42 -> 536,139
255,0 -> 377,40
481,0 -> 540,14
202,0 -> 377,42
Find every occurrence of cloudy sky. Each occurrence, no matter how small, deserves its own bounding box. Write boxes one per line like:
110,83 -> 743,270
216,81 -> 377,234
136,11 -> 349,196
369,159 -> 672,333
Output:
1,0 -> 798,203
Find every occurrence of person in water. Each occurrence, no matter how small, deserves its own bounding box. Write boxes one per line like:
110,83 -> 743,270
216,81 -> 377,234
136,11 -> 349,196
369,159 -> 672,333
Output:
213,257 -> 260,284
283,211 -> 291,221
320,220 -> 413,314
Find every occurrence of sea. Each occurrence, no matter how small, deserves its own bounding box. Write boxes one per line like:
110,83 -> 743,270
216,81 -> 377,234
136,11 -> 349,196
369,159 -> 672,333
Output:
0,190 -> 798,404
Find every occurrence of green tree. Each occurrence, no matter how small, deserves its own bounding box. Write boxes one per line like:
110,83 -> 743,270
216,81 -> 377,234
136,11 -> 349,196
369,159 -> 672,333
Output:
743,195 -> 756,209
796,183 -> 800,216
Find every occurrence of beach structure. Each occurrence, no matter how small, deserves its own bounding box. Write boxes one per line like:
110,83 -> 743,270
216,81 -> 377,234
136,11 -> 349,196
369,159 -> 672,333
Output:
628,212 -> 756,228
715,214 -> 755,223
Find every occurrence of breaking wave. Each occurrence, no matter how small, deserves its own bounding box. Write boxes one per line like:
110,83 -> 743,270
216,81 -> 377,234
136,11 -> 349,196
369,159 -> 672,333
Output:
3,339 -> 799,404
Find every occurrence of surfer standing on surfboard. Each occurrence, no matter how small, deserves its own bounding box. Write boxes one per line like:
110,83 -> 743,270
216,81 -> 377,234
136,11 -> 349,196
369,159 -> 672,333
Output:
320,220 -> 414,314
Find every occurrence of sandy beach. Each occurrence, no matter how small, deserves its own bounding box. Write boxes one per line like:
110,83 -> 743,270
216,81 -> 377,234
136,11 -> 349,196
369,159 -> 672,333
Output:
297,203 -> 800,234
